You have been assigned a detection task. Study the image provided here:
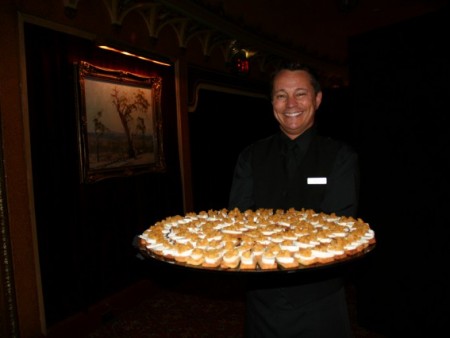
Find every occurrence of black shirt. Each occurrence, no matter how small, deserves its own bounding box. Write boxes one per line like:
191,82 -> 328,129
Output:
229,127 -> 359,217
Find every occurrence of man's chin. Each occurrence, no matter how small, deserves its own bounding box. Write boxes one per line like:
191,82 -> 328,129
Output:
281,124 -> 312,138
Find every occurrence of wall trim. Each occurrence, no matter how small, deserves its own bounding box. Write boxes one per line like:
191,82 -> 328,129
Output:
188,82 -> 269,113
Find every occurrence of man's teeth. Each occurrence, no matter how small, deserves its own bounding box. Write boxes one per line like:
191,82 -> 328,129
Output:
285,112 -> 302,117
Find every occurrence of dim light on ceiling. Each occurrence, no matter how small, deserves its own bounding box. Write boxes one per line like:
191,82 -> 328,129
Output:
97,45 -> 172,67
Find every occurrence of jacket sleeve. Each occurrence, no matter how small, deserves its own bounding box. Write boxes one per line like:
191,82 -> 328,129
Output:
320,144 -> 360,217
228,146 -> 255,211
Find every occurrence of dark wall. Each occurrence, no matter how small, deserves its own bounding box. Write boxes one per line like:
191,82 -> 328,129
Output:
189,89 -> 276,212
349,7 -> 450,336
24,23 -> 183,326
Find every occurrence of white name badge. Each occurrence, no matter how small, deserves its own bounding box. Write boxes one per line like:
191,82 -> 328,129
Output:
307,177 -> 327,185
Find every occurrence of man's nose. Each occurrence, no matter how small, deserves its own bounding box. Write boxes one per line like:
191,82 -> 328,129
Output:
287,95 -> 297,107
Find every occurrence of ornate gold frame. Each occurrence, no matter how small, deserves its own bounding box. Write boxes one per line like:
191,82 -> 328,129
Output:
76,61 -> 166,183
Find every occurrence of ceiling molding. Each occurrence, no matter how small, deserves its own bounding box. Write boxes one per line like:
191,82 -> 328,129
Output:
64,0 -> 349,85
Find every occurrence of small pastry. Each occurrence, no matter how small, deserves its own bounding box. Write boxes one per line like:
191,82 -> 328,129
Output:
202,248 -> 222,268
186,248 -> 205,266
276,250 -> 298,268
239,250 -> 256,270
294,248 -> 317,266
221,248 -> 240,269
258,249 -> 278,270
311,244 -> 335,263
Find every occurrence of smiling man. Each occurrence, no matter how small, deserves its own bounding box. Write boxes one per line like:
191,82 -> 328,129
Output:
272,67 -> 322,139
229,62 -> 360,337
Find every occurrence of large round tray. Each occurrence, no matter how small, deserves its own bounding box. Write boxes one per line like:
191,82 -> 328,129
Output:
137,243 -> 375,274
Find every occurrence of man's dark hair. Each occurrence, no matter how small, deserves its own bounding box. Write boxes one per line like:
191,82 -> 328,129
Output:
270,62 -> 322,95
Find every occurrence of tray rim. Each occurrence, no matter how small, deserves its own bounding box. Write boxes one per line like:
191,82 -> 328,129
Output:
137,242 -> 376,274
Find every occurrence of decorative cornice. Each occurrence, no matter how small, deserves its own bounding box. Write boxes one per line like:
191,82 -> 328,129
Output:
158,0 -> 347,76
64,0 -> 348,85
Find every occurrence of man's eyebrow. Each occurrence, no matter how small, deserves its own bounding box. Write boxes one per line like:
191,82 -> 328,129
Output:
274,88 -> 307,92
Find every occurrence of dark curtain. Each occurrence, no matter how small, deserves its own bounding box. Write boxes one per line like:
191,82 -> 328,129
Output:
349,7 -> 450,336
24,23 -> 182,327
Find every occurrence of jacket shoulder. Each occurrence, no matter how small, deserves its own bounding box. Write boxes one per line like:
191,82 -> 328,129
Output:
315,134 -> 356,154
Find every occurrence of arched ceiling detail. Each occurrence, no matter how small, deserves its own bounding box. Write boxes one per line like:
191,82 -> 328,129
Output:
64,0 -> 348,86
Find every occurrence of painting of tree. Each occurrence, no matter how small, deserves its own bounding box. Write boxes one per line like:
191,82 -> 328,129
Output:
111,86 -> 150,159
77,61 -> 165,183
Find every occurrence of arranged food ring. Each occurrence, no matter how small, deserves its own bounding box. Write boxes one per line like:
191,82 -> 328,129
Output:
137,208 -> 376,271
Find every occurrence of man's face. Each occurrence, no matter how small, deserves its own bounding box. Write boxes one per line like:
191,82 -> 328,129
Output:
272,70 -> 322,139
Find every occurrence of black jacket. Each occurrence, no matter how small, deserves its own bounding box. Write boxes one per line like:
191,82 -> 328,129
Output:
228,127 -> 359,338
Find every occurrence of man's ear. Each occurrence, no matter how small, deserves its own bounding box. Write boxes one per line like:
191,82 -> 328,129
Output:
315,91 -> 323,109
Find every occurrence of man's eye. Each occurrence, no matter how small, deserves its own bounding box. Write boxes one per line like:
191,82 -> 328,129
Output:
295,92 -> 306,98
275,94 -> 287,100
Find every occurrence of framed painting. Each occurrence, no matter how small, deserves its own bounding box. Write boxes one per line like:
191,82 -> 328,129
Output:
75,61 -> 165,183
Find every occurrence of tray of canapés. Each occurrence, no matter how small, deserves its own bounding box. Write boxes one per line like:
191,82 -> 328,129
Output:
137,208 -> 376,272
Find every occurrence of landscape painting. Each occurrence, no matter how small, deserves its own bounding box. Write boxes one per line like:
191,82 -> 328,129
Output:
76,61 -> 165,183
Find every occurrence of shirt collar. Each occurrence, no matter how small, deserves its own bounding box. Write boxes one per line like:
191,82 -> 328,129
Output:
280,127 -> 316,154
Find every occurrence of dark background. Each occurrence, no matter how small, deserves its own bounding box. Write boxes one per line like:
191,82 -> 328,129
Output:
25,23 -> 183,325
24,6 -> 449,336
349,8 -> 450,336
